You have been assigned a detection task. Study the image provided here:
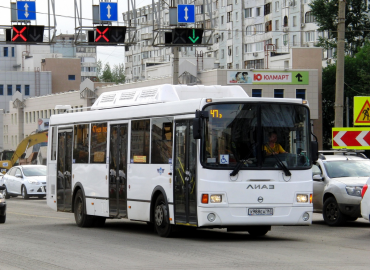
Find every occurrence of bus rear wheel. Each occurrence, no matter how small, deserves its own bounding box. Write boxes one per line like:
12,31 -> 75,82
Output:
153,194 -> 174,237
74,189 -> 93,227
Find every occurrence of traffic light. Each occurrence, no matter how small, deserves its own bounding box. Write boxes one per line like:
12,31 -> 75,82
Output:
6,25 -> 44,43
171,28 -> 203,45
88,26 -> 126,43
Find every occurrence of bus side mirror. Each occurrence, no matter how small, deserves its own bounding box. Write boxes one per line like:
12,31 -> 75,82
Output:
311,141 -> 318,163
193,111 -> 209,139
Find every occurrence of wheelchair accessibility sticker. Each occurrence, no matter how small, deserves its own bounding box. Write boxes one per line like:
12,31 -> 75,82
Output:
220,154 -> 229,164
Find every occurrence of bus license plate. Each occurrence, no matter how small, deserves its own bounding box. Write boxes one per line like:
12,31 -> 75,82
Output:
248,208 -> 273,216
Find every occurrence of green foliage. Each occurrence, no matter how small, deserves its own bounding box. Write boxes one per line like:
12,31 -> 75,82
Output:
309,0 -> 370,55
98,61 -> 125,84
322,42 -> 370,149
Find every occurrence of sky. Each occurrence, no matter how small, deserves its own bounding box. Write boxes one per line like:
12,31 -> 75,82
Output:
0,0 -> 152,67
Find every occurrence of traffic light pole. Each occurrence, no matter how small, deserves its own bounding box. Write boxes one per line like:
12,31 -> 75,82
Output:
173,0 -> 179,85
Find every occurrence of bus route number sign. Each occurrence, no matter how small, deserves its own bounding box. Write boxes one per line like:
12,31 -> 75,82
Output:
210,110 -> 222,118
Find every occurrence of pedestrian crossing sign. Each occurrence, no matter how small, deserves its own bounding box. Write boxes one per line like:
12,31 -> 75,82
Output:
354,97 -> 370,125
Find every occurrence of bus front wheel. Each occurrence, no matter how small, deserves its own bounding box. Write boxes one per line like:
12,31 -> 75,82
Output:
153,194 -> 174,237
74,189 -> 93,227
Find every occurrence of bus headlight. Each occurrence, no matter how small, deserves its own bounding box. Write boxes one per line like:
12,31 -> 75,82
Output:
210,195 -> 222,203
296,194 -> 308,203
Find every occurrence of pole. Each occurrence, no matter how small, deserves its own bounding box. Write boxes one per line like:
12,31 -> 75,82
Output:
334,0 -> 346,128
172,0 -> 179,85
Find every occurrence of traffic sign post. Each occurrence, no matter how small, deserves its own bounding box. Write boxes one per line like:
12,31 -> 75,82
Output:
17,1 -> 36,20
99,2 -> 118,21
177,5 -> 195,23
332,128 -> 370,149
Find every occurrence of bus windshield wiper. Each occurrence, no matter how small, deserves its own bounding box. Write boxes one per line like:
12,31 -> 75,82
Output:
264,144 -> 291,177
230,160 -> 246,176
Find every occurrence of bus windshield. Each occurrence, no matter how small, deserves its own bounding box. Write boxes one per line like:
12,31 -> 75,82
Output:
202,103 -> 311,170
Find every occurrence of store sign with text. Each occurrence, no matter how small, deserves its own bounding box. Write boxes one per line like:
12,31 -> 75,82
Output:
227,71 -> 309,85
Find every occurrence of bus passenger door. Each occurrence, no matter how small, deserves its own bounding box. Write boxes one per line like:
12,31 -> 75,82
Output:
109,124 -> 128,217
56,128 -> 73,212
174,120 -> 197,226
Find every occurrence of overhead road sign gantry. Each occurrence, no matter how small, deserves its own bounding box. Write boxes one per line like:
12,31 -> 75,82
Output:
17,1 -> 36,20
178,5 -> 195,23
332,127 -> 370,149
165,28 -> 204,45
99,2 -> 118,21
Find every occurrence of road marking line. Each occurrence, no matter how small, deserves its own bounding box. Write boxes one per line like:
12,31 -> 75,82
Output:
7,212 -> 71,220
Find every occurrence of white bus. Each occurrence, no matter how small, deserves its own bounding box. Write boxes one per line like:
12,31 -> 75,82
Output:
47,84 -> 317,237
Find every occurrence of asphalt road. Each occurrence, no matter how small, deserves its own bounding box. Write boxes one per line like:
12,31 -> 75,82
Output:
1,197 -> 369,270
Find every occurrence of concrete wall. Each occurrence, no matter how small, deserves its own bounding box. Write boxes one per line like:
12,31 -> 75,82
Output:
41,58 -> 81,93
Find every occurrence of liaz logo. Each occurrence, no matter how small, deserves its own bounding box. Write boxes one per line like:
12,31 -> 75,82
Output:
247,184 -> 274,189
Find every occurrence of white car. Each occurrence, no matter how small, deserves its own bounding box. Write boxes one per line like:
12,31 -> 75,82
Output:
361,178 -> 370,222
3,165 -> 47,199
312,151 -> 370,226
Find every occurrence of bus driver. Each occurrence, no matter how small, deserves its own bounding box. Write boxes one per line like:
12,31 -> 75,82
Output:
264,131 -> 287,156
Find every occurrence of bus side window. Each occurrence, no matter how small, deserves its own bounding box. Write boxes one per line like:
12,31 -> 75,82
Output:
73,124 -> 89,163
90,123 -> 107,164
151,118 -> 173,164
50,127 -> 57,160
131,119 -> 150,164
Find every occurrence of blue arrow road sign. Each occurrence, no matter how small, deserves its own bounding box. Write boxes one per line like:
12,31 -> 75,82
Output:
178,5 -> 195,23
100,2 -> 118,21
17,1 -> 36,20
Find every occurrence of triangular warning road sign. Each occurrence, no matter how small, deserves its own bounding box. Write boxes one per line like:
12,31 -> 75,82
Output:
355,100 -> 370,123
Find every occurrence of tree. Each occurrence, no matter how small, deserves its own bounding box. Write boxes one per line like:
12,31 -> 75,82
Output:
322,42 -> 370,149
309,0 -> 370,55
96,60 -> 103,80
97,61 -> 125,84
101,62 -> 114,82
112,63 -> 125,84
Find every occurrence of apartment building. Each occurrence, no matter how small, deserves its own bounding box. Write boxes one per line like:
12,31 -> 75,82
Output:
122,0 -> 330,80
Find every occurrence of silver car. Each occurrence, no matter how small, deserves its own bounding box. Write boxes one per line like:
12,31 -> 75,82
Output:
312,151 -> 370,226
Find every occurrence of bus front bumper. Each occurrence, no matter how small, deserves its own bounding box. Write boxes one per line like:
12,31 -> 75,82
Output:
197,205 -> 312,227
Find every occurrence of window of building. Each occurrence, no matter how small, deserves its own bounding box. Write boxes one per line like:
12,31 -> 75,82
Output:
246,26 -> 254,36
245,8 -> 252,18
151,117 -> 173,164
74,124 -> 89,163
256,42 -> 264,51
284,16 -> 288,27
236,12 -> 239,21
256,24 -> 264,34
275,20 -> 280,30
221,32 -> 224,41
68,75 -> 75,80
228,46 -> 232,56
236,46 -> 239,56
221,15 -> 224,24
0,85 -> 3,95
283,34 -> 288,46
25,85 -> 30,95
274,89 -> 284,98
265,21 -> 272,32
221,49 -> 225,59
264,3 -> 271,15
275,1 -> 280,12
7,85 -> 12,95
306,31 -> 315,42
293,35 -> 297,46
247,59 -> 264,69
296,89 -> 306,99
16,85 -> 21,93
228,29 -> 232,39
293,16 -> 297,27
90,123 -> 107,164
305,11 -> 316,23
252,89 -> 262,97
3,47 -> 8,57
245,43 -> 253,53
275,38 -> 279,49
235,29 -> 239,39
227,12 -> 232,22
131,120 -> 150,163
12,47 -> 15,57
256,7 -> 261,16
